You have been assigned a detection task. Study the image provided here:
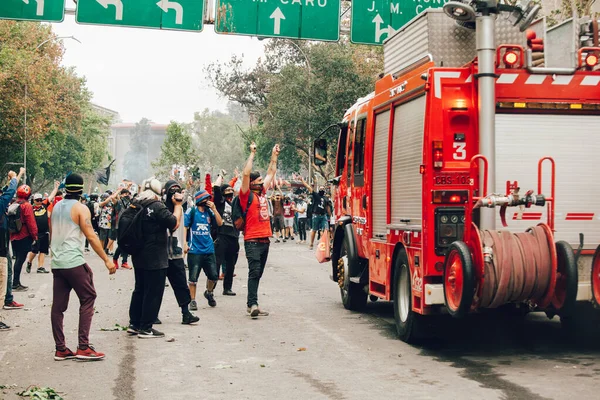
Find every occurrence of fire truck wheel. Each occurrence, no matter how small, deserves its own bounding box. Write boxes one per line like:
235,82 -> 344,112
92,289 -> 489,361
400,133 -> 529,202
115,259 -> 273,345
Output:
443,241 -> 475,318
339,233 -> 368,311
551,241 -> 578,316
393,252 -> 422,343
591,245 -> 600,309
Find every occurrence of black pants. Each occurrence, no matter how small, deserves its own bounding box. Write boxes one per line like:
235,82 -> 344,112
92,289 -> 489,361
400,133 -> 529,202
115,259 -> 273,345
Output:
244,241 -> 269,308
113,246 -> 129,263
298,218 -> 308,241
166,258 -> 191,309
215,235 -> 240,291
11,237 -> 32,287
129,268 -> 167,331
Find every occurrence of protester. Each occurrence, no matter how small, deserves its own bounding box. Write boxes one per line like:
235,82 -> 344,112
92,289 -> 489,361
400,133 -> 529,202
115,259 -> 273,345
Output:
85,193 -> 99,253
25,181 -> 59,274
50,173 -> 116,361
112,188 -> 132,270
160,180 -> 199,325
8,184 -> 38,291
295,195 -> 308,244
240,142 -> 279,318
1,169 -> 25,327
300,178 -> 330,250
97,192 -> 116,254
271,190 -> 285,243
128,178 -> 183,338
184,189 -> 223,310
283,196 -> 295,241
213,177 -> 240,296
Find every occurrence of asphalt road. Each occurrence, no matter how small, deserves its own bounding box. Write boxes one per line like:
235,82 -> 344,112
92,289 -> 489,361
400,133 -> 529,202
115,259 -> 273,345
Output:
1,241 -> 600,400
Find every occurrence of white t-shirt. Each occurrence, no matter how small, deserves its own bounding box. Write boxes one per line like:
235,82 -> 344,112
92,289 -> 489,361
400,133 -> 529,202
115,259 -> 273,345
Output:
296,201 -> 308,218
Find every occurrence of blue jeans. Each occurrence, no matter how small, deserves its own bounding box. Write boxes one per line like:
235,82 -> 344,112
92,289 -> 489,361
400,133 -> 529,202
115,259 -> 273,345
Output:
244,241 -> 270,308
5,248 -> 13,304
187,253 -> 218,283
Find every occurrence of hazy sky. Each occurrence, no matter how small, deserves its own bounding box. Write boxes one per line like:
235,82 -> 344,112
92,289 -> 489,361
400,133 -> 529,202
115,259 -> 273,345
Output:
51,1 -> 265,124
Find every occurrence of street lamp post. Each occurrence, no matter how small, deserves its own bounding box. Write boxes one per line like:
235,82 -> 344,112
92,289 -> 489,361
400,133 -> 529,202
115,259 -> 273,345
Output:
23,35 -> 81,183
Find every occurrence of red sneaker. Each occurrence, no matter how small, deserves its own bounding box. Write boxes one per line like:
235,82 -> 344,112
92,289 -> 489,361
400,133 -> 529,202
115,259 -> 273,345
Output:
218,273 -> 224,280
3,301 -> 24,310
121,262 -> 132,270
113,259 -> 119,270
75,345 -> 105,361
54,348 -> 76,361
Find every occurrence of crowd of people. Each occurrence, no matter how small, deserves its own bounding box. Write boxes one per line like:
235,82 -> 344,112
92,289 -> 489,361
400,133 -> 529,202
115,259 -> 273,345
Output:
0,143 -> 336,361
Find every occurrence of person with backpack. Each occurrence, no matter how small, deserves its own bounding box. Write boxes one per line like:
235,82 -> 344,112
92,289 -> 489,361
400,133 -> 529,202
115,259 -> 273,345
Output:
126,178 -> 183,339
25,181 -> 59,275
50,173 -> 116,361
1,168 -> 25,328
157,180 -> 199,325
184,190 -> 223,311
213,176 -> 239,297
239,142 -> 279,319
8,184 -> 38,292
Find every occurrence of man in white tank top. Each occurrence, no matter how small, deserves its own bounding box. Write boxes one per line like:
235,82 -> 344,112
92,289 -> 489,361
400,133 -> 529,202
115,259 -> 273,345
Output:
50,173 -> 116,362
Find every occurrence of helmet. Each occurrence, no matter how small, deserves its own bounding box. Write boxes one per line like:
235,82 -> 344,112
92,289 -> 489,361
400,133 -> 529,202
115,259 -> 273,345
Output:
17,185 -> 31,199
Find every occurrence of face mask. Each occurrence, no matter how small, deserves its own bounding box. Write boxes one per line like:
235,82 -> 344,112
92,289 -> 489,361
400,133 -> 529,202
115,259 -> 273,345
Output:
319,190 -> 325,196
224,193 -> 234,201
251,183 -> 264,192
198,201 -> 208,207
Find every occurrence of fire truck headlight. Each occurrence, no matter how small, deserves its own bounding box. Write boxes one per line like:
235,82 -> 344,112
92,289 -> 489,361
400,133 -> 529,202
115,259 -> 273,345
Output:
585,53 -> 598,68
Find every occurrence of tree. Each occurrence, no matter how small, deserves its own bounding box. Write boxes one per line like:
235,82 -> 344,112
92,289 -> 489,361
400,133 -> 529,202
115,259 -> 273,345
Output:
123,118 -> 152,184
152,121 -> 197,180
206,40 -> 382,180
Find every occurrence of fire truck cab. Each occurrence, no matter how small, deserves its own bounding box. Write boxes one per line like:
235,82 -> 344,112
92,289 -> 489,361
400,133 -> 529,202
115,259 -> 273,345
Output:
319,9 -> 600,343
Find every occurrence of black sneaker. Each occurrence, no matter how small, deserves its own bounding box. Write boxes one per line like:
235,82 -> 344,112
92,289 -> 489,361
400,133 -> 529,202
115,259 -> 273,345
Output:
126,325 -> 140,335
182,312 -> 199,325
0,321 -> 11,331
154,318 -> 162,325
222,290 -> 236,296
37,267 -> 49,274
275,239 -> 280,243
137,328 -> 165,339
204,290 -> 217,307
26,262 -> 32,273
13,285 -> 28,292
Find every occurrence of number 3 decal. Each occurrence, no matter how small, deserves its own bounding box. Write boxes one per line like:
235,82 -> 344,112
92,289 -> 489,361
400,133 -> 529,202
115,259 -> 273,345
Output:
453,142 -> 466,160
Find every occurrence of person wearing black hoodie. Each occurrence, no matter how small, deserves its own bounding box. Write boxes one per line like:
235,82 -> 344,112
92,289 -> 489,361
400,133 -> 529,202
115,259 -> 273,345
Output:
160,180 -> 199,325
213,182 -> 239,296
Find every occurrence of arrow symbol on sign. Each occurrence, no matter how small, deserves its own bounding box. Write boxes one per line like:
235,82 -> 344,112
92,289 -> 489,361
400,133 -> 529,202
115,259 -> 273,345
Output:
270,7 -> 285,35
157,0 -> 184,25
22,0 -> 44,16
97,0 -> 124,21
373,14 -> 388,43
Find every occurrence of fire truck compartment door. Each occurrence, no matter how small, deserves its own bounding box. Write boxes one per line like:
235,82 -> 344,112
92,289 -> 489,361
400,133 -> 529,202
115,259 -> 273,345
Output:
391,95 -> 425,226
495,113 -> 600,250
372,110 -> 391,238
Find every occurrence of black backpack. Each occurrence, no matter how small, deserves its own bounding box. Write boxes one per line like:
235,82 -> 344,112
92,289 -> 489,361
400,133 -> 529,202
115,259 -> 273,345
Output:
231,192 -> 254,231
7,202 -> 23,234
118,201 -> 152,256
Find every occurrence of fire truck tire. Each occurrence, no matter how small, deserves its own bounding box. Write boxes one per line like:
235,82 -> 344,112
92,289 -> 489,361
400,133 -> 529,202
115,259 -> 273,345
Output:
339,232 -> 367,311
393,251 -> 422,343
443,241 -> 475,318
591,245 -> 600,309
551,241 -> 578,316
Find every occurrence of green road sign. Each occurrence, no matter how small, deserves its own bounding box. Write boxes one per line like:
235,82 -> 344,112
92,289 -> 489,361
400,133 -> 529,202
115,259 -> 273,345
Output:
216,0 -> 340,41
76,0 -> 204,31
0,0 -> 65,22
351,0 -> 448,45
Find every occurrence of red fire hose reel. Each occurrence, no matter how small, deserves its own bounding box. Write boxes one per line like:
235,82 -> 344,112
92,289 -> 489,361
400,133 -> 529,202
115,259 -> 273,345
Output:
443,155 -> 579,317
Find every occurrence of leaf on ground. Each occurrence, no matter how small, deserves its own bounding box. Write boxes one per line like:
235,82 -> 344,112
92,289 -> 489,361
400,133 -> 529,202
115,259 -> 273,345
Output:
100,323 -> 128,332
297,347 -> 307,352
17,386 -> 64,400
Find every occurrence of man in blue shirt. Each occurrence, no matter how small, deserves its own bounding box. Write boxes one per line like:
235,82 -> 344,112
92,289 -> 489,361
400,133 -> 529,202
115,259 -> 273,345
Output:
184,190 -> 223,311
1,168 -> 25,331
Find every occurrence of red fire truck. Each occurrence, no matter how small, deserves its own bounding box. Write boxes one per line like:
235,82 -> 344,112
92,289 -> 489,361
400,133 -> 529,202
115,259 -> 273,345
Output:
318,8 -> 600,343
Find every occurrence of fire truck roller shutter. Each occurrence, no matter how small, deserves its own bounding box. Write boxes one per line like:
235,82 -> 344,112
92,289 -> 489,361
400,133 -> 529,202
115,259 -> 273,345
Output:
495,113 -> 600,280
372,110 -> 391,238
391,95 -> 426,226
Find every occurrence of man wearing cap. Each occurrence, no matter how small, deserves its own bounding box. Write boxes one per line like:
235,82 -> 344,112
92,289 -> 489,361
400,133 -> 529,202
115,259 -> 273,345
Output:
50,173 -> 116,361
240,142 -> 280,318
184,189 -> 223,310
25,181 -> 59,274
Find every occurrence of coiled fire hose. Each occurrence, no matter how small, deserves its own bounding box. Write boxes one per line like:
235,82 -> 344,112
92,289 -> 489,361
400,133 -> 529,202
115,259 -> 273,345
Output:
479,225 -> 552,308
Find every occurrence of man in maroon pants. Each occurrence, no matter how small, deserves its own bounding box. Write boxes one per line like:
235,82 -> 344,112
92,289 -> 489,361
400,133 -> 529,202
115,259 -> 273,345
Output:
50,174 -> 116,361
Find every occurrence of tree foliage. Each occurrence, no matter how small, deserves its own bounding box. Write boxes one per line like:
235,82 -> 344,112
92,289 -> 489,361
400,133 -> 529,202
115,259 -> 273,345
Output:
205,39 -> 383,180
152,121 -> 196,180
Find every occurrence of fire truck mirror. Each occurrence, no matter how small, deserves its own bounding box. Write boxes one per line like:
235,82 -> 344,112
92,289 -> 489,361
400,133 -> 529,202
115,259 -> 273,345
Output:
314,139 -> 328,166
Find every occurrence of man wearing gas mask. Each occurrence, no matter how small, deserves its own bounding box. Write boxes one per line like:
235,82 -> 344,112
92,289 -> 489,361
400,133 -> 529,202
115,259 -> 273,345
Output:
162,180 -> 200,325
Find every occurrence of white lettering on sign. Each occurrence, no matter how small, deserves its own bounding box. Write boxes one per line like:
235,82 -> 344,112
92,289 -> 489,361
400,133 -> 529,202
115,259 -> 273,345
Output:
279,0 -> 327,6
389,81 -> 408,97
412,269 -> 423,293
416,0 -> 450,14
453,142 -> 467,160
390,3 -> 400,14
